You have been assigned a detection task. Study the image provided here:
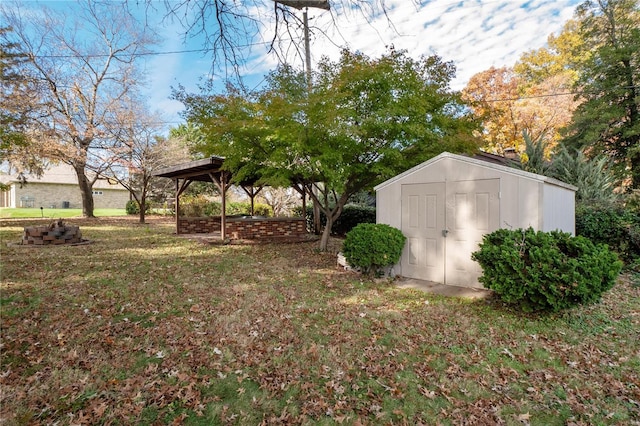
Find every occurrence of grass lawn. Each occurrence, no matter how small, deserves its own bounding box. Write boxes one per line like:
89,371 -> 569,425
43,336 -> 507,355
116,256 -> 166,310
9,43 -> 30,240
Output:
1,218 -> 639,425
0,207 -> 127,219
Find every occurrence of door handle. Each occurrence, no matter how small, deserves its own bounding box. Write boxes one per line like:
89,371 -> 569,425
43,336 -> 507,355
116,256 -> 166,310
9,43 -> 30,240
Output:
442,229 -> 449,237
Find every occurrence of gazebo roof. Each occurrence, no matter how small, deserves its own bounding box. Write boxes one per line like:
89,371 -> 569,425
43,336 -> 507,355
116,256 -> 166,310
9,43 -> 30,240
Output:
153,156 -> 226,182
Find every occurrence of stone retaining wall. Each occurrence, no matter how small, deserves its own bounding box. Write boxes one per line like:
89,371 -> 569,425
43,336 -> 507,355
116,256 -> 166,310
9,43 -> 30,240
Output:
177,216 -> 307,240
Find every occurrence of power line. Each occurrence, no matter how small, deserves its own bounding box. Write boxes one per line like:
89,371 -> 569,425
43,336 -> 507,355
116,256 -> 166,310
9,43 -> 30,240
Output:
27,39 -> 297,60
483,85 -> 640,102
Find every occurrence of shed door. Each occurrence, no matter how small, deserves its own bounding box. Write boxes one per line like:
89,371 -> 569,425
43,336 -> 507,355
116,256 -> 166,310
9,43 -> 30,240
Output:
445,179 -> 500,288
401,179 -> 500,288
401,183 -> 446,283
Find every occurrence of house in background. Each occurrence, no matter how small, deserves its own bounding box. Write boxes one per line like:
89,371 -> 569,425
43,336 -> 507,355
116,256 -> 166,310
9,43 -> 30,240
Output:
0,163 -> 129,209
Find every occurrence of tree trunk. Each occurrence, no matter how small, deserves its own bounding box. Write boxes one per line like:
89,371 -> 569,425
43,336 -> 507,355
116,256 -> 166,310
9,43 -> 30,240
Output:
319,212 -> 333,251
313,200 -> 321,235
318,194 -> 348,251
139,199 -> 146,224
73,163 -> 95,218
631,147 -> 640,190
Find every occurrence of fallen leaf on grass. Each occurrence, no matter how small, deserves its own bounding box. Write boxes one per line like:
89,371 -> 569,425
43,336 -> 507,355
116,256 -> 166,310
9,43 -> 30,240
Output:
418,385 -> 436,399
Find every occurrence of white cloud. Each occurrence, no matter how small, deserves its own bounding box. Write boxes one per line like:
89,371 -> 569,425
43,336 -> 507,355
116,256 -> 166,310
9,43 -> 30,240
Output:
145,0 -> 580,124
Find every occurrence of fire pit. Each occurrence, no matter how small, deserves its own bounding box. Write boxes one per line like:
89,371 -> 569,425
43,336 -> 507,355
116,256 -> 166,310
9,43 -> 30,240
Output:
21,220 -> 88,246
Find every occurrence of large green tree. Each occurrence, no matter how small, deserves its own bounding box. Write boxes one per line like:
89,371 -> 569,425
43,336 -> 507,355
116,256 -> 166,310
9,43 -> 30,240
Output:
177,48 -> 479,250
563,0 -> 640,188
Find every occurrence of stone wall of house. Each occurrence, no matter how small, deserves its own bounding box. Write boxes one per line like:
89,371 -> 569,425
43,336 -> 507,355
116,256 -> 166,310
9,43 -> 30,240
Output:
11,183 -> 129,209
177,216 -> 307,239
91,188 -> 130,209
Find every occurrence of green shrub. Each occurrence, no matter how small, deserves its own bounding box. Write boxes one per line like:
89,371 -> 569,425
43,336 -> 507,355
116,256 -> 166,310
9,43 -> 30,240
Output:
342,223 -> 406,275
472,228 -> 622,312
576,203 -> 640,266
301,204 -> 376,235
224,202 -> 273,217
252,203 -> 273,217
125,199 -> 151,215
180,195 -> 209,217
203,202 -> 222,217
226,201 -> 250,216
185,200 -> 273,217
126,200 -> 139,215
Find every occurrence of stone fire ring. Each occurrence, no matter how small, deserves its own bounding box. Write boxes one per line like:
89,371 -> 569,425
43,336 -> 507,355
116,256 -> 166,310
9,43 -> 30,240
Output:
7,239 -> 94,248
8,220 -> 94,248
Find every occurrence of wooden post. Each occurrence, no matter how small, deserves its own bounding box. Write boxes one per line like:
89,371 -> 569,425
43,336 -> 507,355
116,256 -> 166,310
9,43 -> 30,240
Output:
175,178 -> 193,235
175,179 -> 180,234
220,172 -> 227,241
209,172 -> 228,241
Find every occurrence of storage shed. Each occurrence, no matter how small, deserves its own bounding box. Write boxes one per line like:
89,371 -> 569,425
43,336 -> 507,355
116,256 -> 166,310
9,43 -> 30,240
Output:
375,152 -> 577,288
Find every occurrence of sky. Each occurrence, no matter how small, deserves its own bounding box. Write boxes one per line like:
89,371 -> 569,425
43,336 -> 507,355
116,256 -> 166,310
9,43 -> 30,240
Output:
16,0 -> 582,130
140,0 -> 581,128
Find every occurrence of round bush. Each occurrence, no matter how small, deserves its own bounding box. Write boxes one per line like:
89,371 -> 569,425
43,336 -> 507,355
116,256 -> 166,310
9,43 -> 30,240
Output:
125,200 -> 139,215
342,223 -> 406,275
125,200 -> 151,215
471,228 -> 622,312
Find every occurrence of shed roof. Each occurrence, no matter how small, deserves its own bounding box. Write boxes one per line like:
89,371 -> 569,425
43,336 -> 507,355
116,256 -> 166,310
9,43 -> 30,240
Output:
374,152 -> 577,192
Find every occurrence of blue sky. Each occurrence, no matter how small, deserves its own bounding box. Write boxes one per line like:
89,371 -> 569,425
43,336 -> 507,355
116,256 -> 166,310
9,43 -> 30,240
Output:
20,0 -> 582,130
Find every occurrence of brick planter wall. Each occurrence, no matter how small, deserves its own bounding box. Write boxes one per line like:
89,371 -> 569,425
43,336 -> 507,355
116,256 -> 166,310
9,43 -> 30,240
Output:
227,217 -> 307,240
177,216 -> 307,240
177,216 -> 222,234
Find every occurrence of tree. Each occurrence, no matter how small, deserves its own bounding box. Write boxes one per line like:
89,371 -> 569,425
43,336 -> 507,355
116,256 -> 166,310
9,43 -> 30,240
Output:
96,101 -> 189,223
143,0 -> 415,80
514,19 -> 587,87
258,187 -> 301,216
178,48 -> 479,250
462,67 -> 578,156
1,1 -> 158,216
562,0 -> 640,189
462,67 -> 523,154
0,27 -> 46,185
518,131 -> 553,176
515,73 -> 580,150
552,147 -> 619,203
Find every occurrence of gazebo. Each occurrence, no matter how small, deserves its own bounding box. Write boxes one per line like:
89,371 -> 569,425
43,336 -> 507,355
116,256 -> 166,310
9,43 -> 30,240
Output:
154,157 -> 309,241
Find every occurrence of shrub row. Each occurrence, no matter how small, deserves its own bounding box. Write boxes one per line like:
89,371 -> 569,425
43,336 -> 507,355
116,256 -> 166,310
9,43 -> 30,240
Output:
299,204 -> 376,235
472,227 -> 622,312
179,195 -> 273,217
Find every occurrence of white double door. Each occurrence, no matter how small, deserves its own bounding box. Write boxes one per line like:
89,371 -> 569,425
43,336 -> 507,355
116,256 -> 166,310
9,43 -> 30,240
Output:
401,180 -> 500,288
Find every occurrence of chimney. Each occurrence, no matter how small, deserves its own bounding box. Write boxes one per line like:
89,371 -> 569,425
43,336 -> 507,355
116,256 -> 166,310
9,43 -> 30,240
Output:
503,148 -> 517,160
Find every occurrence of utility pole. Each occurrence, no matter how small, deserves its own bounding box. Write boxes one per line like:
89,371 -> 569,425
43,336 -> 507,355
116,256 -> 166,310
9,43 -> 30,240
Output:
274,0 -> 330,88
303,8 -> 311,90
274,0 -> 330,234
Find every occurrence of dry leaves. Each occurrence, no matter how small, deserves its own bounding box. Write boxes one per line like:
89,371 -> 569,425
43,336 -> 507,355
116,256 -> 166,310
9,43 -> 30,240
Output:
1,218 -> 639,424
